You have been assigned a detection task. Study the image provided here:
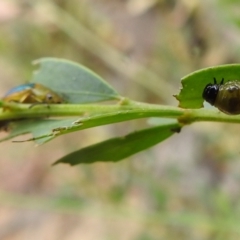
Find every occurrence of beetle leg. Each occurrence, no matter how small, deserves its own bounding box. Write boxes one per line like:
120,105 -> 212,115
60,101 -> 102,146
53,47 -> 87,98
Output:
28,93 -> 50,109
29,102 -> 50,109
28,95 -> 50,109
20,94 -> 29,102
18,89 -> 33,102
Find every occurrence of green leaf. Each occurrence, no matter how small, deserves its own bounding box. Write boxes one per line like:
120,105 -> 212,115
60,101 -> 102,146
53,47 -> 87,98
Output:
175,64 -> 240,109
0,118 -> 80,144
32,57 -> 121,103
54,122 -> 181,165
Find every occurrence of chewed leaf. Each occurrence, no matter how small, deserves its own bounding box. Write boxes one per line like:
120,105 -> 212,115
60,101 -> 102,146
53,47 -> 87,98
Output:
1,105 -> 181,144
54,122 -> 181,165
175,64 -> 240,109
0,118 -> 80,144
32,58 -> 121,103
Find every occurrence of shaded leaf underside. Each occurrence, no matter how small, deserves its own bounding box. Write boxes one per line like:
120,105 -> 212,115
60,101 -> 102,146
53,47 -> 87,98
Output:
54,122 -> 180,165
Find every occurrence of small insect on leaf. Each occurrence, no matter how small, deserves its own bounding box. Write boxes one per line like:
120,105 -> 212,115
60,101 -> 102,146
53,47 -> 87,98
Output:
175,64 -> 240,109
2,83 -> 64,104
203,78 -> 240,115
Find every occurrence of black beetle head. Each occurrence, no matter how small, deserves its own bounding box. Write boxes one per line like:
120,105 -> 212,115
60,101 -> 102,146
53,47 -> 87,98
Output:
202,80 -> 221,105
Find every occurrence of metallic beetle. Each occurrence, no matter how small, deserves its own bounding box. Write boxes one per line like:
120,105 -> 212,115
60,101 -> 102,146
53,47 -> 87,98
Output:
2,83 -> 63,104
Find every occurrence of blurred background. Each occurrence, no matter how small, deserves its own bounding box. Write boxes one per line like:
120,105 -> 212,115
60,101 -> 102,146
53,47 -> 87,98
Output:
1,0 -> 240,239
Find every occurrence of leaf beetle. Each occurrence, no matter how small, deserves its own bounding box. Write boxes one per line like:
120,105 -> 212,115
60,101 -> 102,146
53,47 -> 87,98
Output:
202,78 -> 240,115
2,83 -> 64,104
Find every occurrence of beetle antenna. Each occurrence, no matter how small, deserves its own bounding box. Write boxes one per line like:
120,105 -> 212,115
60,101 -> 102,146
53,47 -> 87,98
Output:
213,77 -> 217,84
220,78 -> 224,85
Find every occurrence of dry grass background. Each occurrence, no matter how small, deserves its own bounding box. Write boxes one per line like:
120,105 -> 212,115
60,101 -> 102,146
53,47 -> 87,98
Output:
1,0 -> 240,239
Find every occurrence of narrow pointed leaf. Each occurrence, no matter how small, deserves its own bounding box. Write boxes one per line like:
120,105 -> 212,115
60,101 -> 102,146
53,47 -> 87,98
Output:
175,64 -> 240,109
54,122 -> 181,165
32,58 -> 121,103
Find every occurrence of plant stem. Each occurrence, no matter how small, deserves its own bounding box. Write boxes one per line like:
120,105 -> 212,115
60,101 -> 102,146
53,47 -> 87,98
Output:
0,101 -> 183,120
1,100 -> 240,125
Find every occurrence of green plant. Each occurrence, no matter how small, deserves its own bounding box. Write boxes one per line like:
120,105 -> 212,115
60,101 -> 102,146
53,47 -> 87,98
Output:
2,58 -> 240,165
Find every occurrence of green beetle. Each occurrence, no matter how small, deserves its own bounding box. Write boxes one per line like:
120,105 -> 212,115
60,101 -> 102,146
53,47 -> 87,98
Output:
1,83 -> 64,131
2,83 -> 63,104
